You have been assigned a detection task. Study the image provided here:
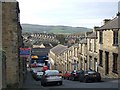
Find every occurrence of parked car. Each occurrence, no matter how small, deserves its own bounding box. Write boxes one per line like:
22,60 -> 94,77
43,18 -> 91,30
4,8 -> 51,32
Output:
41,70 -> 63,86
79,70 -> 101,83
33,71 -> 44,81
31,67 -> 43,80
63,71 -> 71,80
69,70 -> 84,81
59,71 -> 63,78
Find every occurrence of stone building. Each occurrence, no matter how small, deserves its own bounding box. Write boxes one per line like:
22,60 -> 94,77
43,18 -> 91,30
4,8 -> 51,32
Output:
1,0 -> 25,88
116,15 -> 120,79
78,37 -> 87,71
48,44 -> 67,70
95,17 -> 119,78
86,31 -> 98,72
70,44 -> 79,70
48,15 -> 119,79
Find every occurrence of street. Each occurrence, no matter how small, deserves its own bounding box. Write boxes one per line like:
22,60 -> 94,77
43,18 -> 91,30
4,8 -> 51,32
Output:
22,69 -> 119,90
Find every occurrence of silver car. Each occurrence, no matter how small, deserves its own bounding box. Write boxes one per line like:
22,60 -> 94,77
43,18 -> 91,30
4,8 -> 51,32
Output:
41,70 -> 63,86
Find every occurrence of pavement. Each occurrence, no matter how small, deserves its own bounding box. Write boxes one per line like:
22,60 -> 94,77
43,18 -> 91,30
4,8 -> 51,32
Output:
22,70 -> 44,90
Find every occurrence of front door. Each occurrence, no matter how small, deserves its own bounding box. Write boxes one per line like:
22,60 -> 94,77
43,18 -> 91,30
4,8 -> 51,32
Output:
105,51 -> 109,75
94,58 -> 98,72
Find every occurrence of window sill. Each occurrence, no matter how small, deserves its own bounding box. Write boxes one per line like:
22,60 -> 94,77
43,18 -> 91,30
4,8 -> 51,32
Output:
99,42 -> 103,44
89,50 -> 92,52
99,64 -> 103,67
112,44 -> 118,47
94,51 -> 97,53
112,70 -> 118,74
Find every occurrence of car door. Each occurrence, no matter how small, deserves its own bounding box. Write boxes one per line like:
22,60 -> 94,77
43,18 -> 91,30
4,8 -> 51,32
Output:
79,71 -> 84,81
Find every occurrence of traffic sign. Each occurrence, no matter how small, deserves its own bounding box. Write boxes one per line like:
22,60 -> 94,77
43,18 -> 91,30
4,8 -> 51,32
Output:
20,48 -> 31,57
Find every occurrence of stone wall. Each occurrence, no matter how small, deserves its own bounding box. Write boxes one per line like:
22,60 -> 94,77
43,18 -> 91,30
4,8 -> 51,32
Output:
96,30 -> 118,78
0,2 -> 2,90
2,1 -> 23,88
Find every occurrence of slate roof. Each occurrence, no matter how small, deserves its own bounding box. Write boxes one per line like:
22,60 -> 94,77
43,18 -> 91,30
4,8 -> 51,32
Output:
50,44 -> 67,55
96,17 -> 120,30
87,32 -> 97,39
79,38 -> 87,44
72,43 -> 79,47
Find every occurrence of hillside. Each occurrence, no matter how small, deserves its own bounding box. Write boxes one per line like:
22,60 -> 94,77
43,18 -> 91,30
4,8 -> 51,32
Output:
21,24 -> 92,34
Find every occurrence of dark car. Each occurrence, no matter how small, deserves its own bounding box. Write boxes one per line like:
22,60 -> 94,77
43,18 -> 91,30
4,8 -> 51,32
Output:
79,70 -> 101,83
34,71 -> 44,81
30,67 -> 43,80
69,70 -> 84,81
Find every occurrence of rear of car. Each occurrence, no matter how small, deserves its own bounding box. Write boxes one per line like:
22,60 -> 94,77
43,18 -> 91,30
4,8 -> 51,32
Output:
69,70 -> 84,81
79,70 -> 101,83
63,71 -> 71,80
35,71 -> 44,80
41,70 -> 63,86
31,67 -> 43,80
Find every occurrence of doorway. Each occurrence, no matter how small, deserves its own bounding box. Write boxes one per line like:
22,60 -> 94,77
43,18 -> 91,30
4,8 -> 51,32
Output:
105,51 -> 109,75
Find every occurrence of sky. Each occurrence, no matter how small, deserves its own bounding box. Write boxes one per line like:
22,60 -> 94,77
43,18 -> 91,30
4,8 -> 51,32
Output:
17,0 -> 120,28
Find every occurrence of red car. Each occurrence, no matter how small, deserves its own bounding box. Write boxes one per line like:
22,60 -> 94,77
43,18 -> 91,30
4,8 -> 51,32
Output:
63,71 -> 71,80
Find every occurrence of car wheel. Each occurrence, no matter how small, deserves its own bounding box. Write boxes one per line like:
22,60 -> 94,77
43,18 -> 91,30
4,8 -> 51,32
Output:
79,78 -> 82,82
84,77 -> 89,83
97,78 -> 101,82
71,77 -> 75,81
41,82 -> 44,86
41,82 -> 46,86
59,81 -> 63,85
67,77 -> 69,80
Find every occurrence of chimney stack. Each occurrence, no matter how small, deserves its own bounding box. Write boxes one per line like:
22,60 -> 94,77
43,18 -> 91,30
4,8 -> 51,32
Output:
103,19 -> 111,24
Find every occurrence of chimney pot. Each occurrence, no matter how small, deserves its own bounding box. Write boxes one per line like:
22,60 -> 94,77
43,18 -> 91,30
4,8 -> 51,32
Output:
104,19 -> 111,24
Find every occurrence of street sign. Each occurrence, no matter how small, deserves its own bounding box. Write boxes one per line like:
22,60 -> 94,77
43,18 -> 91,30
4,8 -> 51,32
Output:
20,48 -> 31,57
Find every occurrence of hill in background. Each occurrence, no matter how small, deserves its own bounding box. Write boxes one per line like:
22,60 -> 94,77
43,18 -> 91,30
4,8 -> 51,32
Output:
21,24 -> 92,34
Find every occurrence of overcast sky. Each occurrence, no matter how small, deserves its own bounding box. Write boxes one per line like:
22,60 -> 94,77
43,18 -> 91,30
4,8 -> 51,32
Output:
17,0 -> 119,28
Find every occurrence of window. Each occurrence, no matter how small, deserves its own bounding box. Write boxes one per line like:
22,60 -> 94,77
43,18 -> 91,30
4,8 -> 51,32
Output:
99,50 -> 103,67
89,39 -> 92,51
112,53 -> 118,74
69,51 -> 72,57
74,48 -> 75,57
80,58 -> 83,69
94,58 -> 98,71
99,31 -> 103,44
84,44 -> 87,55
75,48 -> 77,57
80,44 -> 82,54
94,39 -> 97,52
113,30 -> 118,46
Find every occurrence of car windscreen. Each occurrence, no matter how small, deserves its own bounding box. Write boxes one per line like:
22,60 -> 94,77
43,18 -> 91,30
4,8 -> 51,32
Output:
76,70 -> 84,74
45,71 -> 59,75
86,70 -> 96,74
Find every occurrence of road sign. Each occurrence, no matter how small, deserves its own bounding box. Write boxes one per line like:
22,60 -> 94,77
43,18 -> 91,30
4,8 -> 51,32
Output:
20,48 -> 31,57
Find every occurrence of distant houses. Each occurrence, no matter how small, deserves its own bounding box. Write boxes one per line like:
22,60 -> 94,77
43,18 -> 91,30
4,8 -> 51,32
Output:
48,14 -> 120,79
